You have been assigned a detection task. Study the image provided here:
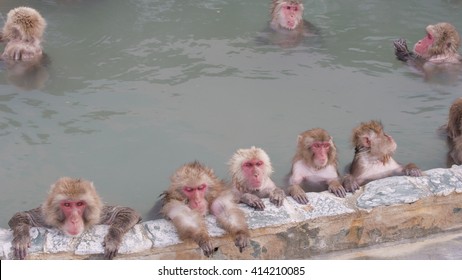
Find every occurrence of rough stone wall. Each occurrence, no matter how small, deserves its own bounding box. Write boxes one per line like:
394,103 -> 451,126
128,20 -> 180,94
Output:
1,166 -> 461,260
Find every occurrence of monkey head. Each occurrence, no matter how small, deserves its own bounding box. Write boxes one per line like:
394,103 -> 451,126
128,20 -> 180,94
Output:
271,0 -> 304,30
352,120 -> 397,161
2,7 -> 46,42
414,22 -> 460,59
296,128 -> 337,170
228,146 -> 273,191
170,161 -> 217,215
41,177 -> 103,237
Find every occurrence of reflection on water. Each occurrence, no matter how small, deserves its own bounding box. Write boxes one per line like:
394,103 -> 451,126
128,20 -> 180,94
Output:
0,0 -> 461,226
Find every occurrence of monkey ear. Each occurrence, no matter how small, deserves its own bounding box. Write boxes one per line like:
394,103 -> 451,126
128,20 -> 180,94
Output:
360,136 -> 371,148
297,134 -> 303,144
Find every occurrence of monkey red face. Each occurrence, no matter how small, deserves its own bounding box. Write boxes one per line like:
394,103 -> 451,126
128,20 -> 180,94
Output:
413,31 -> 434,57
280,3 -> 302,30
183,184 -> 208,214
242,159 -> 265,188
60,200 -> 86,236
311,141 -> 330,168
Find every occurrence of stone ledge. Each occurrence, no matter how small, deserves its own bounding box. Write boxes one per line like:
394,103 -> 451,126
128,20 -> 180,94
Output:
1,166 -> 462,260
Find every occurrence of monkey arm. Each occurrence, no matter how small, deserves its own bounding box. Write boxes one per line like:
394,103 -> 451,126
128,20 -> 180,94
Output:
8,207 -> 44,260
267,180 -> 285,207
100,205 -> 141,260
211,192 -> 249,253
162,200 -> 214,257
393,38 -> 427,70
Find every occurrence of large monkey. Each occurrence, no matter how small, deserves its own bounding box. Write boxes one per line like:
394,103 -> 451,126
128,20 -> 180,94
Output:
228,146 -> 285,210
287,128 -> 347,204
161,161 -> 249,257
393,22 -> 461,76
8,177 -> 141,260
444,98 -> 462,166
343,120 -> 423,191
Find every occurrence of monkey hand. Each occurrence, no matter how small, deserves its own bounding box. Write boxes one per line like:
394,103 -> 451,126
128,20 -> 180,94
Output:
393,38 -> 412,62
234,231 -> 249,253
12,234 -> 31,260
327,181 -> 347,198
240,193 -> 265,210
403,163 -> 423,177
342,174 -> 360,193
269,188 -> 285,207
288,185 -> 309,204
103,228 -> 123,260
198,237 -> 215,257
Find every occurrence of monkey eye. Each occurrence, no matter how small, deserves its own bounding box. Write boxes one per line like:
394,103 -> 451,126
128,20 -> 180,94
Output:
294,7 -> 298,11
183,187 -> 193,192
76,201 -> 85,207
197,184 -> 207,190
286,6 -> 291,10
244,162 -> 253,168
63,202 -> 71,207
322,143 -> 330,149
313,143 -> 322,149
255,161 -> 264,167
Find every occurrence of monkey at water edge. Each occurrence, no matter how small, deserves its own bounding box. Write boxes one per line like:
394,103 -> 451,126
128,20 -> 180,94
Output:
161,161 -> 249,257
228,146 -> 285,210
287,128 -> 347,204
342,120 -> 423,191
444,98 -> 462,166
8,177 -> 141,259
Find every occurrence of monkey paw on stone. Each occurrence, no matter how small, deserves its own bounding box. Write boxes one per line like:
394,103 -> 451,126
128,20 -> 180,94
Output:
269,188 -> 285,207
241,193 -> 265,210
235,231 -> 249,253
198,238 -> 215,257
103,230 -> 123,260
327,182 -> 347,198
403,163 -> 423,177
12,234 -> 31,260
342,174 -> 360,193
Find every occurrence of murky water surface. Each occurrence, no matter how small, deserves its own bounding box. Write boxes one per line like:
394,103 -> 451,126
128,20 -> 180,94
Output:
1,0 -> 461,226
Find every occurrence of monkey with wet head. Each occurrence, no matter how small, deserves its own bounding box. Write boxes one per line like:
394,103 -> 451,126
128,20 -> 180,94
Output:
1,7 -> 46,61
228,146 -> 285,210
444,98 -> 462,166
287,128 -> 347,204
161,161 -> 249,257
8,177 -> 141,260
343,120 -> 423,191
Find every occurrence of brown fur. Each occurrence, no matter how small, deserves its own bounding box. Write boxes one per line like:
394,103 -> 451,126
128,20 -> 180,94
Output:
8,177 -> 141,260
162,161 -> 249,257
1,7 -> 46,61
426,23 -> 460,58
294,128 -> 337,169
445,98 -> 462,165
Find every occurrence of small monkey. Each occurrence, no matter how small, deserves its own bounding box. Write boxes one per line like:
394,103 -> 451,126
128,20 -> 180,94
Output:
1,7 -> 46,61
228,146 -> 285,210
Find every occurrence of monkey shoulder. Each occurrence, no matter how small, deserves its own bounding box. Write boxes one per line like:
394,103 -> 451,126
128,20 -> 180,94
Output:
8,207 -> 46,228
99,205 -> 141,225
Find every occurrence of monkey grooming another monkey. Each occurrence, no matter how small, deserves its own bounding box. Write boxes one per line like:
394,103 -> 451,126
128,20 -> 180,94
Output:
8,177 -> 141,260
228,146 -> 285,210
1,6 -> 46,61
161,161 -> 249,257
444,98 -> 462,166
287,128 -> 347,204
343,120 -> 423,191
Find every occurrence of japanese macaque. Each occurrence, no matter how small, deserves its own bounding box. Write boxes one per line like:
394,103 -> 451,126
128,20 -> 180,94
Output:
1,7 -> 46,61
287,128 -> 346,205
445,98 -> 462,165
161,161 -> 249,257
343,121 -> 423,191
228,146 -> 285,210
266,0 -> 318,48
393,22 -> 462,78
8,177 -> 141,260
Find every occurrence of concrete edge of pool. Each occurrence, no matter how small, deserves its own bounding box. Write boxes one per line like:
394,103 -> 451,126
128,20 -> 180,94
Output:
1,165 -> 461,260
